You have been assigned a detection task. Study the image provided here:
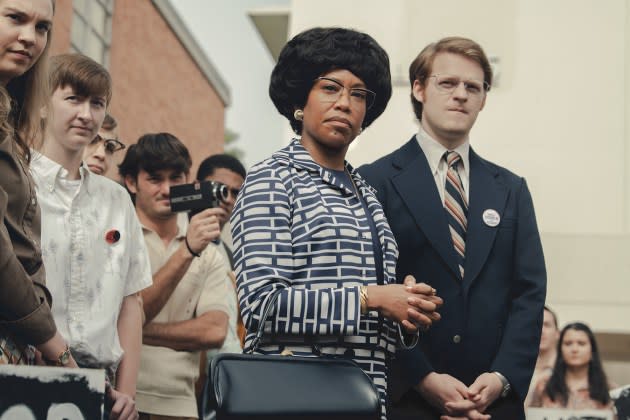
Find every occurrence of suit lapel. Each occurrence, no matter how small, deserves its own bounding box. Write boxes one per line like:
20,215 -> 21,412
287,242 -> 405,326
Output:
391,137 -> 461,280
463,149 -> 509,291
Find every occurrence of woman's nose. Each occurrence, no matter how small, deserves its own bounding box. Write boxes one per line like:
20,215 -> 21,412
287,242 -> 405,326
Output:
17,25 -> 36,46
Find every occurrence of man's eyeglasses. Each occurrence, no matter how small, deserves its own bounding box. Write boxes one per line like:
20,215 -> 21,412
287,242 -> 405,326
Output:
90,134 -> 126,154
429,74 -> 490,98
313,77 -> 376,110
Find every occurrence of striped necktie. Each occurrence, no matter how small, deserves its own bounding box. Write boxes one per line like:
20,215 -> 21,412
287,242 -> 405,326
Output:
444,151 -> 468,279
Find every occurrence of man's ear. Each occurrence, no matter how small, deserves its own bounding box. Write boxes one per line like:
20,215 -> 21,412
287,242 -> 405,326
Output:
412,79 -> 425,104
124,175 -> 138,194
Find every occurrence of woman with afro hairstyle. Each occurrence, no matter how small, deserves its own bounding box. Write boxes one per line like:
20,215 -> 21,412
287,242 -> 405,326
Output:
230,27 -> 442,418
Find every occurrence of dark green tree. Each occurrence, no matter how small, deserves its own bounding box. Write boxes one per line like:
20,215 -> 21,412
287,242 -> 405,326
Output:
224,128 -> 245,161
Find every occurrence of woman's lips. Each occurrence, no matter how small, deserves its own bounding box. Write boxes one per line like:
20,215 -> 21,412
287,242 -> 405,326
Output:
326,116 -> 352,129
87,164 -> 104,174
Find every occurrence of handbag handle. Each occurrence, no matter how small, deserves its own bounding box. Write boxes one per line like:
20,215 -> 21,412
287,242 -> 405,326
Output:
248,289 -> 281,354
246,290 -> 343,357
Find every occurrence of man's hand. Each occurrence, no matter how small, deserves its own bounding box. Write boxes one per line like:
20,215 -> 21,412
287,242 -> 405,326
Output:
416,372 -> 471,415
468,372 -> 504,413
444,372 -> 503,415
186,207 -> 225,255
108,387 -> 138,420
440,409 -> 491,420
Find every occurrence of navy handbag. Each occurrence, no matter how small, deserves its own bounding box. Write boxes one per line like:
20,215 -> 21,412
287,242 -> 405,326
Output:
210,291 -> 381,420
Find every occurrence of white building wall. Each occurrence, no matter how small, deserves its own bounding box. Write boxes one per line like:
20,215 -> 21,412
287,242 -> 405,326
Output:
289,0 -> 630,334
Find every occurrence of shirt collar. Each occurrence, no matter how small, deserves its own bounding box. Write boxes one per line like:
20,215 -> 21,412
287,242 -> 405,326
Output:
272,138 -> 377,197
31,151 -> 94,194
416,125 -> 470,178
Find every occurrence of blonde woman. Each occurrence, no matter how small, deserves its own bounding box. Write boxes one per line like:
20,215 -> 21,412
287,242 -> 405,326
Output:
0,0 -> 76,368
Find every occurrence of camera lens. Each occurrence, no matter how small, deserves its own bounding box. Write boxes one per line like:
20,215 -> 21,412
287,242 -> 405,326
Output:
213,182 -> 229,204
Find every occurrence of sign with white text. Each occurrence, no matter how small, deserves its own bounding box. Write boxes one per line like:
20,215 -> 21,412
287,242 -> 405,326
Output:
0,365 -> 104,419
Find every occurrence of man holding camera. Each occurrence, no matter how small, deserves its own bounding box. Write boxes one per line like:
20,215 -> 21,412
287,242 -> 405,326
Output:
196,154 -> 246,270
119,133 -> 230,420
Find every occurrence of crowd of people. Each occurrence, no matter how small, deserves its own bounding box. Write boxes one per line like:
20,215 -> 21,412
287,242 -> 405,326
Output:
0,1 -> 624,419
0,1 -> 240,418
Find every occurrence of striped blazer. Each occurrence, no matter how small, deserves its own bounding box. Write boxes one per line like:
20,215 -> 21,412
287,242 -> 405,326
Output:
231,139 -> 416,410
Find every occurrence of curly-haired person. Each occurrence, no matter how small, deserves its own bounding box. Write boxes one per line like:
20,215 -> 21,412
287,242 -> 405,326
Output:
230,27 -> 443,419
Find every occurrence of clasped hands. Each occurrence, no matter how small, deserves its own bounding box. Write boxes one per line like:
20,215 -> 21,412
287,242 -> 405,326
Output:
367,275 -> 443,333
417,372 -> 504,420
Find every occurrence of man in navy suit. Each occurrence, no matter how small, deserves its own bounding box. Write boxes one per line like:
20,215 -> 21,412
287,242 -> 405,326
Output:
359,37 -> 546,419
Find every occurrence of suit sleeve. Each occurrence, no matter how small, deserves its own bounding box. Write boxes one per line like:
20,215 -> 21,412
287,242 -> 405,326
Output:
231,164 -> 362,339
359,162 -> 435,392
491,178 -> 547,402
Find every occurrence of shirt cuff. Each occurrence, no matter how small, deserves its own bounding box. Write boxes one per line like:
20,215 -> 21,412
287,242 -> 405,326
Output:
397,323 -> 419,350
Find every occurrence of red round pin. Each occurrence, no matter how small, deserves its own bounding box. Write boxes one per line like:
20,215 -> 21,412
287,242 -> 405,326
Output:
105,229 -> 120,244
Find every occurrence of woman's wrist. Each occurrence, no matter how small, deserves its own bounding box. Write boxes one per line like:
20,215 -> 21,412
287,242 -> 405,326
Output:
365,285 -> 380,312
359,286 -> 369,314
36,332 -> 75,366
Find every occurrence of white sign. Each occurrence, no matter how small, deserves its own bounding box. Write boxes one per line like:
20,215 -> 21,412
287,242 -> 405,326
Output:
527,407 -> 614,420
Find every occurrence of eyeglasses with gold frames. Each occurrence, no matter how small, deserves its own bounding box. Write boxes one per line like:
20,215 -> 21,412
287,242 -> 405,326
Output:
313,77 -> 376,110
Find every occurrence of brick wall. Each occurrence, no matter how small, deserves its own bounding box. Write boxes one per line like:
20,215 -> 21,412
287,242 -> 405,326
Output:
49,0 -> 225,180
49,0 -> 72,53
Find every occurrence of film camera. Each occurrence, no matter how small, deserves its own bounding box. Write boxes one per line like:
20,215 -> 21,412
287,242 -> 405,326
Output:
169,181 -> 229,216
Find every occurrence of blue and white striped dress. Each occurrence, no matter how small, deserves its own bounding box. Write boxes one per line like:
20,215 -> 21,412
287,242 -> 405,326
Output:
231,139 -> 416,419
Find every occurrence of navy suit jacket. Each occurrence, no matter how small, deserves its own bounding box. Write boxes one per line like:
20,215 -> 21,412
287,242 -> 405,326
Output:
359,136 -> 546,416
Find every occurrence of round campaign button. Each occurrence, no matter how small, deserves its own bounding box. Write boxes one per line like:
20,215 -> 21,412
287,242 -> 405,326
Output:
482,209 -> 501,227
105,229 -> 121,244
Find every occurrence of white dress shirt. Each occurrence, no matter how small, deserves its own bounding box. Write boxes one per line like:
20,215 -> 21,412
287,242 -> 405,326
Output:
31,152 -> 152,369
416,125 -> 470,202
